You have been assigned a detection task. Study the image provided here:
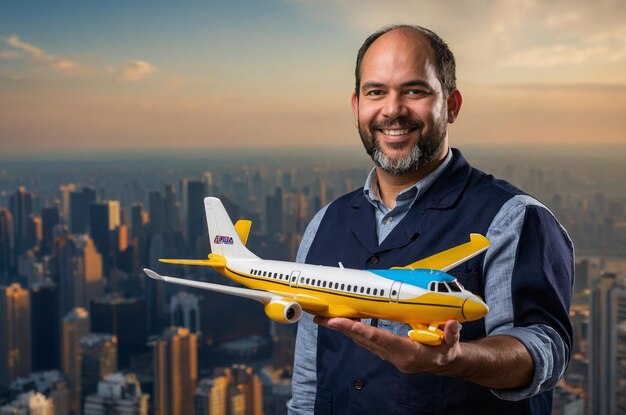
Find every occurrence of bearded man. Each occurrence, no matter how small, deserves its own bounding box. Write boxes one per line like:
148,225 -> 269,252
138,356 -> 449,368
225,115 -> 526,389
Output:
288,25 -> 573,415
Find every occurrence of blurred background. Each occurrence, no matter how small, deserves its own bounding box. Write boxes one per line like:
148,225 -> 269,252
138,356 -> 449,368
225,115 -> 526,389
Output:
1,1 -> 625,414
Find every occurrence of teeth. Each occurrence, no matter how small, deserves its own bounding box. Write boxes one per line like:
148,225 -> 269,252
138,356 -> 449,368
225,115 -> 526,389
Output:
382,129 -> 409,136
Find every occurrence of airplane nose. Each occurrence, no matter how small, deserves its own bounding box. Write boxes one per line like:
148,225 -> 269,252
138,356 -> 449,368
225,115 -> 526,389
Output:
462,296 -> 489,321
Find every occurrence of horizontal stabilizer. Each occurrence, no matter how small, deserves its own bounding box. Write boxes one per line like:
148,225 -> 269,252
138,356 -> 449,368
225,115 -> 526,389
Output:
159,253 -> 226,268
395,234 -> 490,272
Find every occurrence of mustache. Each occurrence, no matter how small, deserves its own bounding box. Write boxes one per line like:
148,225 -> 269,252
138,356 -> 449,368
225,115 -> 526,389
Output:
370,118 -> 423,130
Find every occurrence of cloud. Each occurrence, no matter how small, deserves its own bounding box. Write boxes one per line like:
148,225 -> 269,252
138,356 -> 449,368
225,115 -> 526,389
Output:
4,35 -> 85,75
121,60 -> 158,81
0,50 -> 19,59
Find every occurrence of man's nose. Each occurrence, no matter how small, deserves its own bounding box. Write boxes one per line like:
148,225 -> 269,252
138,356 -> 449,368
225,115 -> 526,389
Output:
381,92 -> 408,119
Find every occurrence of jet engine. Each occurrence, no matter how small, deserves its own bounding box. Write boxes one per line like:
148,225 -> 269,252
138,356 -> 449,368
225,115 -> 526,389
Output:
264,298 -> 303,324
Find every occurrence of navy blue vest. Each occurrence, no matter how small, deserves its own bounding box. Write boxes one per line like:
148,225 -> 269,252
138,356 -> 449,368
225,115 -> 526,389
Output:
306,149 -> 553,414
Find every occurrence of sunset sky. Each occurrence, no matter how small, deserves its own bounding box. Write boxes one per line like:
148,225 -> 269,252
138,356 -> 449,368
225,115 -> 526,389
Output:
1,0 -> 625,158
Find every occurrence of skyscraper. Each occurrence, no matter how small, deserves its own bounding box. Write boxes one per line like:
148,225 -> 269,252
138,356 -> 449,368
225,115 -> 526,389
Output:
186,180 -> 206,251
9,187 -> 33,257
30,281 -> 60,372
90,295 -> 147,369
0,209 -> 14,285
62,308 -> 90,415
0,283 -> 31,387
70,187 -> 96,234
52,234 -> 103,315
164,184 -> 179,233
41,206 -> 60,257
589,273 -> 626,415
152,327 -> 197,415
170,291 -> 201,334
80,334 -> 118,403
149,191 -> 165,235
194,365 -> 262,415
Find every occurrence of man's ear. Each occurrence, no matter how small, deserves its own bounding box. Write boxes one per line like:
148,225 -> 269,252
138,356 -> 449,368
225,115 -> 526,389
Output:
447,89 -> 463,124
351,92 -> 359,128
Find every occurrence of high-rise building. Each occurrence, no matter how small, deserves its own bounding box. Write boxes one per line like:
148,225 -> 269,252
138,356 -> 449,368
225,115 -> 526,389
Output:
62,308 -> 90,415
83,373 -> 149,415
170,292 -> 201,334
195,365 -> 262,415
90,295 -> 147,369
41,206 -> 60,257
0,209 -> 14,284
52,234 -> 103,315
152,327 -> 197,415
164,184 -> 179,233
9,187 -> 34,257
59,183 -> 77,224
186,180 -> 206,250
589,273 -> 626,415
30,281 -> 60,372
79,334 -> 118,403
89,201 -> 120,271
149,191 -> 165,234
0,283 -> 31,387
70,187 -> 96,234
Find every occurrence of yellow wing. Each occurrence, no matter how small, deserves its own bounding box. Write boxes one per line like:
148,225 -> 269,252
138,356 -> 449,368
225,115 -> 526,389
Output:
394,234 -> 490,272
159,253 -> 226,267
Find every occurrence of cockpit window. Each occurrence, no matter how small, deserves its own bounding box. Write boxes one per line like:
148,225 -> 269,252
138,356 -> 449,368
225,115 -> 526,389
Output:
447,281 -> 462,292
436,282 -> 449,293
428,282 -> 436,291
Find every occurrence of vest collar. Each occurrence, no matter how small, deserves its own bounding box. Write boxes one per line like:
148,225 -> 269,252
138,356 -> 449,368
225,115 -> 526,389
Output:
348,148 -> 472,254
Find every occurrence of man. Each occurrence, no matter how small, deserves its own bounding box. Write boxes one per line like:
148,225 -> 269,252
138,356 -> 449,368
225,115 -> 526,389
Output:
288,25 -> 573,414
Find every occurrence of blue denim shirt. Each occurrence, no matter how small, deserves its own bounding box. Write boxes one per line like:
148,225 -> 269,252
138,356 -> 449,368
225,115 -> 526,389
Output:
288,149 -> 573,413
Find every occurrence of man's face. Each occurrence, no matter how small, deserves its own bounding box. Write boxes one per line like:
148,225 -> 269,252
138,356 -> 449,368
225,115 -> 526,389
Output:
352,30 -> 456,176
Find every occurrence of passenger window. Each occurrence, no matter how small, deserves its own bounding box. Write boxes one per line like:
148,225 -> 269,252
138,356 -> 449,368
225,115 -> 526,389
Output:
347,285 -> 352,291
323,281 -> 327,288
263,271 -> 267,277
373,288 -> 377,296
353,286 -> 358,293
366,288 -> 371,294
341,284 -> 345,290
360,287 -> 364,293
381,290 -> 384,296
335,282 -> 339,289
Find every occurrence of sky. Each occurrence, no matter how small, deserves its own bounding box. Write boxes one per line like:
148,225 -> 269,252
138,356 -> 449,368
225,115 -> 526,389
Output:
1,0 -> 625,158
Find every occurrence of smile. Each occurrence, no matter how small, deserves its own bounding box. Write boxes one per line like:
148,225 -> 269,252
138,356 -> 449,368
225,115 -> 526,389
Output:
381,129 -> 411,136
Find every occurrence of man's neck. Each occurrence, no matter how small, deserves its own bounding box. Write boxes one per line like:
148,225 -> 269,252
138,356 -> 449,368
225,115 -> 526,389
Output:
375,148 -> 448,209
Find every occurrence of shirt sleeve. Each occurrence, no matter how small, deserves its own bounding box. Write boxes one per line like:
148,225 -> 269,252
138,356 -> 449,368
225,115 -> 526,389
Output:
483,195 -> 574,400
287,205 -> 328,414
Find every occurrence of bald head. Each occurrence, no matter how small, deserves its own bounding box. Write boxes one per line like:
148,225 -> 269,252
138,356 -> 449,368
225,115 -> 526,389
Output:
354,25 -> 457,96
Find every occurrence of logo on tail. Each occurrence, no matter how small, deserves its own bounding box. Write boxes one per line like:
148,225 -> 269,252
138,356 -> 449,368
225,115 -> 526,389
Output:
214,235 -> 234,245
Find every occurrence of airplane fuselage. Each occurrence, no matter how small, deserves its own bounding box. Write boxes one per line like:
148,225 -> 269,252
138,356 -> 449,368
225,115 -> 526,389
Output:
218,257 -> 479,325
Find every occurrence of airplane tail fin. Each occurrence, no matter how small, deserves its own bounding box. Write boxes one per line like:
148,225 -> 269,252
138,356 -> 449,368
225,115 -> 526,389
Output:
205,197 -> 258,259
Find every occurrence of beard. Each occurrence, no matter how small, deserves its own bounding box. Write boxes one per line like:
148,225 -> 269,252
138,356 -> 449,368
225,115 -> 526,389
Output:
359,116 -> 446,176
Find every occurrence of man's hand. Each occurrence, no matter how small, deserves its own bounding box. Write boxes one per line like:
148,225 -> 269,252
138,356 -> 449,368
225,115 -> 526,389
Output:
314,316 -> 535,389
314,317 -> 462,374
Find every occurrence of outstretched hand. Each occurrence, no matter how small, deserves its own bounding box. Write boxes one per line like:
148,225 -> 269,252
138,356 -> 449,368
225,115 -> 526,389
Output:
314,317 -> 462,375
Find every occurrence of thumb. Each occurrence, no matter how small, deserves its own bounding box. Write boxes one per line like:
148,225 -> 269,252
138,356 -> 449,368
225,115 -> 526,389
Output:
443,320 -> 462,347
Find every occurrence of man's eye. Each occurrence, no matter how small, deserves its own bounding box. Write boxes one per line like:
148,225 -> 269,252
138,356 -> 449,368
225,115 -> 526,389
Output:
407,89 -> 427,95
365,90 -> 385,96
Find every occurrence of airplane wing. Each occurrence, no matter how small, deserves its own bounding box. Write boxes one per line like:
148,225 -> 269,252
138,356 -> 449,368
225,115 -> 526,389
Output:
144,268 -> 274,303
394,233 -> 490,272
159,253 -> 226,267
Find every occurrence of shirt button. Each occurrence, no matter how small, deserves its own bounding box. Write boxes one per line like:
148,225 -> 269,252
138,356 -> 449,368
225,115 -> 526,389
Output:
367,256 -> 379,265
386,217 -> 394,224
353,379 -> 364,390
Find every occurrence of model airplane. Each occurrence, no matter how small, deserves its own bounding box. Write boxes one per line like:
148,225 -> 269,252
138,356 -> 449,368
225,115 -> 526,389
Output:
143,197 -> 490,345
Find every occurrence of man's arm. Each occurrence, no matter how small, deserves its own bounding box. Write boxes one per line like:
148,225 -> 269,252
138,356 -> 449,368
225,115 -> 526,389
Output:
288,206 -> 329,414
315,317 -> 534,389
316,195 -> 573,397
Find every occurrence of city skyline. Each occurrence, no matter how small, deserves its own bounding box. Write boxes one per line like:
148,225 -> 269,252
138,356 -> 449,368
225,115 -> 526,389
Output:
1,0 -> 625,159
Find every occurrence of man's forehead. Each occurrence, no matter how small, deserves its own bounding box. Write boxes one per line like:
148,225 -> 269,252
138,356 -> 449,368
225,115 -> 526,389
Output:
364,28 -> 434,63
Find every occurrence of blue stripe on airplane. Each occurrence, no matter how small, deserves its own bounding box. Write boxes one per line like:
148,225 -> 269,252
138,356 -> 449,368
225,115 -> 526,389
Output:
367,269 -> 454,289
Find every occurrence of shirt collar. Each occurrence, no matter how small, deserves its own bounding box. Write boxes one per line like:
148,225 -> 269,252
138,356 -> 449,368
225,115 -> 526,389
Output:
363,148 -> 453,210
